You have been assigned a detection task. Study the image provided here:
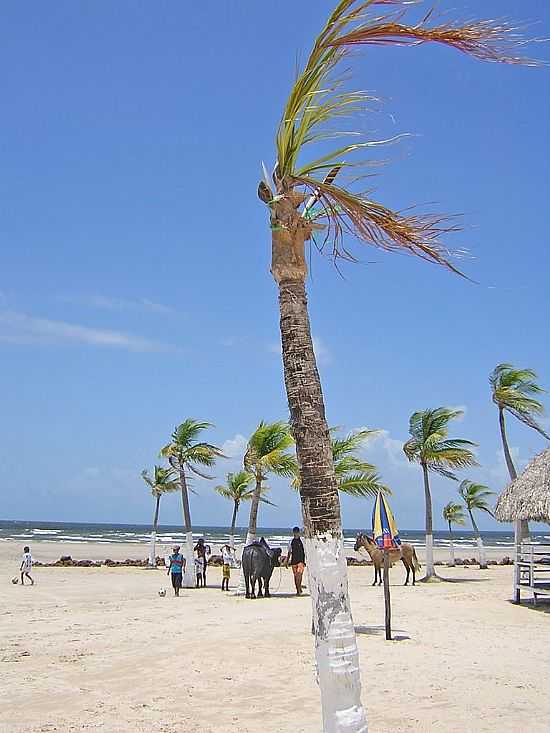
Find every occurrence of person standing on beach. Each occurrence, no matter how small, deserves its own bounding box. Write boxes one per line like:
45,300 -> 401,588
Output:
194,538 -> 211,588
220,544 -> 233,591
286,527 -> 305,596
167,545 -> 185,597
20,546 -> 34,586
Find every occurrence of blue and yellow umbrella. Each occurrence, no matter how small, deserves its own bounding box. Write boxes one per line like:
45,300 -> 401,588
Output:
372,492 -> 401,550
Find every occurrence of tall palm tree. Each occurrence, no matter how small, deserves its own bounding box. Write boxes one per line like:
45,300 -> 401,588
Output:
257,2 -> 537,729
442,501 -> 466,567
293,428 -> 390,498
490,363 -> 548,540
160,419 -> 223,588
404,408 -> 478,580
141,466 -> 180,568
458,480 -> 495,569
215,470 -> 273,548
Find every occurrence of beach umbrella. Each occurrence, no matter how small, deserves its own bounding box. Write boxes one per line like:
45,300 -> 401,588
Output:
372,492 -> 401,640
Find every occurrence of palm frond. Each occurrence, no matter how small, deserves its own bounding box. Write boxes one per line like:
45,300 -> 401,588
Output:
442,501 -> 466,526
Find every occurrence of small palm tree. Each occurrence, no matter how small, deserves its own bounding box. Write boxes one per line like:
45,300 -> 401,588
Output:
160,419 -> 223,588
404,408 -> 478,580
215,471 -> 274,548
294,428 -> 390,497
458,480 -> 495,569
442,501 -> 466,567
490,363 -> 548,540
141,466 -> 179,568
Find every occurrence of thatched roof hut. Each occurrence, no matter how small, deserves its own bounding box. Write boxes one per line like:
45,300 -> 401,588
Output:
495,448 -> 550,523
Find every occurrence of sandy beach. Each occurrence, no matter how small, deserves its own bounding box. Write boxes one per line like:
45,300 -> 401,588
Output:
1,540 -> 549,733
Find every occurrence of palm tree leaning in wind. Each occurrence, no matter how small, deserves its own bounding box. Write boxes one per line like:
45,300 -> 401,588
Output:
293,428 -> 390,498
160,419 -> 223,588
458,480 -> 495,570
403,408 -> 478,580
490,363 -> 549,542
442,501 -> 466,567
141,466 -> 180,568
215,470 -> 273,549
257,1 -> 538,728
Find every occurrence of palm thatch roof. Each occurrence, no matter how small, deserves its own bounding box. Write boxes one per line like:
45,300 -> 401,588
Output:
495,449 -> 550,523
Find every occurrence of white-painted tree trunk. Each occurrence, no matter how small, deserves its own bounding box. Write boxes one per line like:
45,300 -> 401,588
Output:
425,533 -> 434,578
235,531 -> 255,595
148,530 -> 157,568
182,530 -> 195,589
304,532 -> 368,733
448,538 -> 455,567
477,536 -> 487,569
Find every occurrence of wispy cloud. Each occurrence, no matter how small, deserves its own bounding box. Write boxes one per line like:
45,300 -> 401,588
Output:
58,294 -> 175,315
0,310 -> 178,353
267,334 -> 332,366
221,434 -> 248,459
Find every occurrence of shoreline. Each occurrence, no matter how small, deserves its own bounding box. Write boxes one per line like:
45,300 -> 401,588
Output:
0,539 -> 514,565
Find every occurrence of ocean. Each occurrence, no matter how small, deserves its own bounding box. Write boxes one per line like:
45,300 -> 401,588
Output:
1,519 -> 549,551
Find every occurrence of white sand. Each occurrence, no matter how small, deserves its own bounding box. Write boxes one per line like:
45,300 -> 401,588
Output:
1,540 -> 548,733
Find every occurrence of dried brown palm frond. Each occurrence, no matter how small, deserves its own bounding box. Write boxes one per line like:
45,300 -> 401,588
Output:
268,0 -> 544,274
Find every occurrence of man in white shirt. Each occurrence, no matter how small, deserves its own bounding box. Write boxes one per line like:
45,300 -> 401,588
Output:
20,546 -> 34,585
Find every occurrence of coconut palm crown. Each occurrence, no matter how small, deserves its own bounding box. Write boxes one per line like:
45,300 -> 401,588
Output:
442,501 -> 466,531
141,466 -> 179,497
490,363 -> 549,443
160,419 -> 224,478
458,480 -> 495,530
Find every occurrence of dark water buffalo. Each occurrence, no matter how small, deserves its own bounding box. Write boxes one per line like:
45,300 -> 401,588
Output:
242,538 -> 282,599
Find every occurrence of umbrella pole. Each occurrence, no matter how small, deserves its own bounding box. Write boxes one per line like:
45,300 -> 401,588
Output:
383,549 -> 391,641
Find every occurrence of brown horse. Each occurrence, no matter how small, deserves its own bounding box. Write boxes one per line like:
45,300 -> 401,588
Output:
354,533 -> 421,586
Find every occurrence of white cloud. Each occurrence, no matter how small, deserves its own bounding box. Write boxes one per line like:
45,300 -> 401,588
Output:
58,295 -> 175,315
0,310 -> 178,353
267,334 -> 332,365
221,434 -> 248,459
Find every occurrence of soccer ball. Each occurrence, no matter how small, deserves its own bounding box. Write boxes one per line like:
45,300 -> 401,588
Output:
11,577 -> 19,585
158,588 -> 166,597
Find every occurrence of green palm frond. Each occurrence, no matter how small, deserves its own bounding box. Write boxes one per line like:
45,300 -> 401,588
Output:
244,421 -> 296,479
403,407 -> 478,478
266,1 -> 539,272
141,466 -> 179,497
490,363 -> 549,439
160,419 -> 224,478
443,501 -> 466,526
458,480 -> 495,516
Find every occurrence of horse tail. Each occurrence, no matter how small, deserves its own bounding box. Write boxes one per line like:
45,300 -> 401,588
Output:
412,547 -> 421,572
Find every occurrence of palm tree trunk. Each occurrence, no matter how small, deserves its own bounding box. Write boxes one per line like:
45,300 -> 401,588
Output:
276,275 -> 367,733
179,468 -> 195,589
448,521 -> 455,567
422,463 -> 435,579
148,494 -> 161,568
229,501 -> 239,550
498,407 -> 529,541
468,510 -> 487,569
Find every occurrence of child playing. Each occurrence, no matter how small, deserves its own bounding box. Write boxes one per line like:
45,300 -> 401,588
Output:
221,544 -> 233,591
195,555 -> 205,588
20,546 -> 34,586
167,545 -> 185,597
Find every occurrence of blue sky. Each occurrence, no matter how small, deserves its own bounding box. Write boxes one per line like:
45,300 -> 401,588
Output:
1,1 -> 549,532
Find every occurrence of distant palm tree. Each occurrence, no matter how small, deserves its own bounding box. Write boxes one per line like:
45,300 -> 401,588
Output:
458,480 -> 495,569
160,419 -> 223,588
293,428 -> 390,498
141,466 -> 179,568
442,501 -> 466,567
404,408 -> 478,580
215,471 -> 274,548
243,421 -> 296,544
490,363 -> 548,540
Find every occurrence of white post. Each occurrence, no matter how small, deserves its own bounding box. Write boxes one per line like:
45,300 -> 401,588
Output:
476,536 -> 487,569
305,532 -> 368,733
425,533 -> 434,577
148,530 -> 157,568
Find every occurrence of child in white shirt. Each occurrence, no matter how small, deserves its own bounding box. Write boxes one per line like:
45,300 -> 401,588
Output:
20,546 -> 34,585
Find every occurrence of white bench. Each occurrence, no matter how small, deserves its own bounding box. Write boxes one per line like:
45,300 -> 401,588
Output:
515,543 -> 550,605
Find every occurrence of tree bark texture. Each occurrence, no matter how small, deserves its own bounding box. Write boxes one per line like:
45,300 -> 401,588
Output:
230,501 -> 239,550
422,463 -> 435,579
148,494 -> 161,568
179,469 -> 195,589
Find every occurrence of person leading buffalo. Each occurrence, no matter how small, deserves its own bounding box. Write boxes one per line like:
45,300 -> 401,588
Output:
286,526 -> 306,596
